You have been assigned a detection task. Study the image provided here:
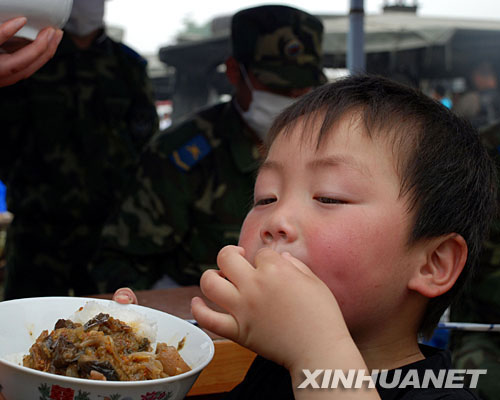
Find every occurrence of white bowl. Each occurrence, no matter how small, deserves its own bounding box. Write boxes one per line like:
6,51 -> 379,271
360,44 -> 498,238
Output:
0,0 -> 73,40
0,297 -> 214,400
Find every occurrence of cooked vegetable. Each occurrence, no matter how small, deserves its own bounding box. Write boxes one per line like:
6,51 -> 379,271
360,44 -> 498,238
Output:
23,313 -> 191,381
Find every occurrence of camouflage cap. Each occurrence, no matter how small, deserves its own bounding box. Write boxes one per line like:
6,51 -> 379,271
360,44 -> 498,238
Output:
231,5 -> 327,89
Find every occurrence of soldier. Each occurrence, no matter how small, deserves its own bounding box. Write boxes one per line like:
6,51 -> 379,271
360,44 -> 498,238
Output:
90,5 -> 327,291
0,0 -> 158,299
453,62 -> 500,129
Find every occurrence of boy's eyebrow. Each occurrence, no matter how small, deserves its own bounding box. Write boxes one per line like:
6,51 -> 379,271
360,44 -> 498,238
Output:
259,160 -> 283,172
259,155 -> 372,178
307,155 -> 372,178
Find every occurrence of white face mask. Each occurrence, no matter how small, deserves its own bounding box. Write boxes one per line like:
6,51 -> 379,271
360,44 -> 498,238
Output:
64,0 -> 105,36
237,65 -> 296,140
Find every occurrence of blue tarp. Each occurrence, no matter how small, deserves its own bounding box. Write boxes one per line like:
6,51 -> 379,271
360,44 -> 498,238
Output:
0,181 -> 6,212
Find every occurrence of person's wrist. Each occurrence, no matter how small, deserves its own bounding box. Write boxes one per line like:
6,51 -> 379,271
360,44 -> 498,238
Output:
288,332 -> 356,375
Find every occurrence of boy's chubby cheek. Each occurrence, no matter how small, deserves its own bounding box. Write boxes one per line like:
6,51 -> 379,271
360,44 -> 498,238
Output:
237,223 -> 259,261
302,231 -> 368,295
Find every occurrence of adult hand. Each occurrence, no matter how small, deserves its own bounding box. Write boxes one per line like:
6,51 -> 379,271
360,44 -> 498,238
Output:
192,245 -> 351,371
0,17 -> 63,87
113,287 -> 138,305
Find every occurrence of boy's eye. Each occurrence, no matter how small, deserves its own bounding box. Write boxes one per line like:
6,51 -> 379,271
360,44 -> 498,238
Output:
314,196 -> 346,204
255,198 -> 276,206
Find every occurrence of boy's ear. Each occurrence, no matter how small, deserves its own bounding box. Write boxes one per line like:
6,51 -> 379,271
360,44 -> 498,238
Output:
407,234 -> 467,298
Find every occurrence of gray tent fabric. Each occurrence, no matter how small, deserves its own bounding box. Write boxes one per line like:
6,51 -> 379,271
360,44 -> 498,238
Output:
160,12 -> 500,71
322,13 -> 500,53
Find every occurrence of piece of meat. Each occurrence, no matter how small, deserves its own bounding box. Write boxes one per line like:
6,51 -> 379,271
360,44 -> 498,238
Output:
155,343 -> 191,376
78,358 -> 119,381
54,319 -> 80,330
83,313 -> 110,331
50,336 -> 80,368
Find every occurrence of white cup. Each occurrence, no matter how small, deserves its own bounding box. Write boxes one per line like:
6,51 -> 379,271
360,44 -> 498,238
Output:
0,0 -> 74,40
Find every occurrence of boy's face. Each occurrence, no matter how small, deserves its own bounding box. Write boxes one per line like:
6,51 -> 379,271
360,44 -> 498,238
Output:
238,115 -> 422,337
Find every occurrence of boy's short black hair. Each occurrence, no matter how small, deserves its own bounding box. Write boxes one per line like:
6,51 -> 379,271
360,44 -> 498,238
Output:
267,74 -> 497,337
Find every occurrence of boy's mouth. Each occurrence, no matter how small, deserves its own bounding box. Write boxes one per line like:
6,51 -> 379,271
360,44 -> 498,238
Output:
267,244 -> 303,262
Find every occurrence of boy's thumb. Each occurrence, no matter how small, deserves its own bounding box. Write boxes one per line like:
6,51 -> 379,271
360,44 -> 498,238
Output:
281,252 -> 317,278
113,287 -> 138,305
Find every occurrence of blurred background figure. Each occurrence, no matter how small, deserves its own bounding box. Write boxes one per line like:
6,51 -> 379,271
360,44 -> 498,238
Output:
0,0 -> 158,300
448,107 -> 500,400
89,5 -> 326,292
453,61 -> 500,128
431,83 -> 452,109
449,59 -> 500,400
0,14 -> 64,296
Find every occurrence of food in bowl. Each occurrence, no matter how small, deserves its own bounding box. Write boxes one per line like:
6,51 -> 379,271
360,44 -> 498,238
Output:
23,312 -> 191,381
0,297 -> 214,400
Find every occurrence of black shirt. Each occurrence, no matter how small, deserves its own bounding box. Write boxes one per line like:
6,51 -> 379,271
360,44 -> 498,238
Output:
224,345 -> 481,399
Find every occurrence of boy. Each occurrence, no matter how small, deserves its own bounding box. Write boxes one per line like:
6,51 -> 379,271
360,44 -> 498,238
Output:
117,75 -> 496,399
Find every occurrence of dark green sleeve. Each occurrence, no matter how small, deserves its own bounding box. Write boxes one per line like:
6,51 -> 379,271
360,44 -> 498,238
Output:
90,121 -> 211,292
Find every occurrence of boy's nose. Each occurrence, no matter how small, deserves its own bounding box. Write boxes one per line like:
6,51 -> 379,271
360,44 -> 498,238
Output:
260,215 -> 298,244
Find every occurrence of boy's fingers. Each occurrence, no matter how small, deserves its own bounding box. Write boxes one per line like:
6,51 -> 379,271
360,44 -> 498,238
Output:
199,269 -> 239,312
113,287 -> 138,304
191,296 -> 239,340
281,252 -> 316,277
255,247 -> 315,277
0,17 -> 27,45
216,245 -> 253,287
254,247 -> 287,271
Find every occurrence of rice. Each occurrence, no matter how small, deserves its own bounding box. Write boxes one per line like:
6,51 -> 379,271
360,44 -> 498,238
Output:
70,300 -> 158,343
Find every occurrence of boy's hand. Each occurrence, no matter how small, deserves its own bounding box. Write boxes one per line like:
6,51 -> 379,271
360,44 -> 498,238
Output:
191,245 -> 351,371
112,287 -> 138,304
0,17 -> 63,87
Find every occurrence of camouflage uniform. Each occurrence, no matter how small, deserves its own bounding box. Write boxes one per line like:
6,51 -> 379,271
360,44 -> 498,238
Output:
0,32 -> 158,299
91,101 -> 260,290
90,5 -> 326,292
449,122 -> 500,400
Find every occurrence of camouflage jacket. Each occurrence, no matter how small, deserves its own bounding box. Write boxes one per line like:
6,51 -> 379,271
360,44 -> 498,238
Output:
448,122 -> 500,400
450,122 -> 500,324
90,101 -> 262,291
0,32 -> 158,299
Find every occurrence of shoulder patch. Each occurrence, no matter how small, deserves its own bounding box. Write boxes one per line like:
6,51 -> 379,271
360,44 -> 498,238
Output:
170,134 -> 212,171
